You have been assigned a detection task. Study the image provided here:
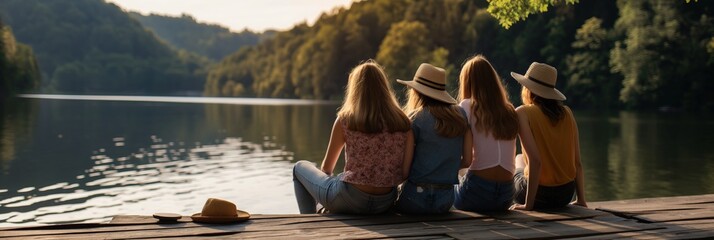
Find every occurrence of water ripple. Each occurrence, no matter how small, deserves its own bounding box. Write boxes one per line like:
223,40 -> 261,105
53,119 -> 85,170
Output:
0,136 -> 298,227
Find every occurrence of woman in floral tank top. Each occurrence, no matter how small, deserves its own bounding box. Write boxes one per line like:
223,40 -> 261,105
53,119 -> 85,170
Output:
293,60 -> 414,214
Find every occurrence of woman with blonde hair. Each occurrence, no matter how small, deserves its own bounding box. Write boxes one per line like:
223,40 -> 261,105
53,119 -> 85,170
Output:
454,55 -> 519,212
509,62 -> 586,210
394,63 -> 471,214
293,60 -> 414,214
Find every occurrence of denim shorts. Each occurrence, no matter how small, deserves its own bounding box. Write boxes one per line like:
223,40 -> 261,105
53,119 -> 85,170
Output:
394,181 -> 454,214
454,172 -> 514,212
293,160 -> 397,214
513,169 -> 575,209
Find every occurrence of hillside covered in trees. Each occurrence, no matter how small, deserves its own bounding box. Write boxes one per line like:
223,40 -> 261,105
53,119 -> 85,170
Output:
0,0 -> 209,95
0,20 -> 40,99
206,0 -> 714,111
129,12 -> 264,61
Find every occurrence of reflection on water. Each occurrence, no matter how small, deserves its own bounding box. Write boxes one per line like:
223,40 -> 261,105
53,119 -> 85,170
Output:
0,98 -> 338,226
0,137 -> 294,225
0,96 -> 712,227
578,111 -> 714,200
0,99 -> 37,173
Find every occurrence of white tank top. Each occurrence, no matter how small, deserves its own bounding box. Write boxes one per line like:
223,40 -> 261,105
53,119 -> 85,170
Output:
460,100 -> 516,174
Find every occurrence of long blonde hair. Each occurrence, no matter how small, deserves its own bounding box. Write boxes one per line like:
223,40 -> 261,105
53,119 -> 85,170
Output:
458,55 -> 518,140
403,89 -> 467,138
337,60 -> 411,133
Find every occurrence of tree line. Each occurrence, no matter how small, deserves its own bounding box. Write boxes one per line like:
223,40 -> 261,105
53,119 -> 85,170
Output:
206,0 -> 714,111
0,20 -> 40,99
128,12 -> 266,61
0,0 -> 212,95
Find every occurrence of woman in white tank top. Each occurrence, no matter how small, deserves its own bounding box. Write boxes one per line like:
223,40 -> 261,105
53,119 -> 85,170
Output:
454,55 -> 519,212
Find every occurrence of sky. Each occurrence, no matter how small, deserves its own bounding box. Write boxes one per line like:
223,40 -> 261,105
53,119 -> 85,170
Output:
106,0 -> 354,32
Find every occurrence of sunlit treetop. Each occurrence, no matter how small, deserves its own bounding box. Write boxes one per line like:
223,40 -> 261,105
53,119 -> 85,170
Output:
488,0 -> 698,29
486,0 -> 579,29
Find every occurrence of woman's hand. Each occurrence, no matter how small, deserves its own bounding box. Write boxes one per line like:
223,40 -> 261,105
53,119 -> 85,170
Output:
509,203 -> 532,211
570,199 -> 588,208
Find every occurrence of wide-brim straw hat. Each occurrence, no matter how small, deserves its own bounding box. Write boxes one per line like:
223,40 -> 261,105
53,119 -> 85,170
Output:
191,198 -> 250,223
397,63 -> 457,104
510,62 -> 566,101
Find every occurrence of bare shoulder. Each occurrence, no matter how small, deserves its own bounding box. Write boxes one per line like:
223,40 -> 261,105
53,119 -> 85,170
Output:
515,105 -> 529,117
333,117 -> 344,129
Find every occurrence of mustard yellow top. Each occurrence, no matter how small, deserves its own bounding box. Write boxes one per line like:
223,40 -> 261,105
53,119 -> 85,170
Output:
522,104 -> 577,186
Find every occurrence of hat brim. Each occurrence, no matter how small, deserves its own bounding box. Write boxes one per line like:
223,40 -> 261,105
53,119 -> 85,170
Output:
510,72 -> 566,101
397,79 -> 457,104
191,210 -> 251,223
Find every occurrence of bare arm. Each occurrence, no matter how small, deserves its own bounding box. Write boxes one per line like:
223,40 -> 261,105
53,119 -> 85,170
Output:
512,107 -> 541,211
320,118 -> 345,175
401,130 -> 415,180
460,128 -> 473,169
571,115 -> 587,207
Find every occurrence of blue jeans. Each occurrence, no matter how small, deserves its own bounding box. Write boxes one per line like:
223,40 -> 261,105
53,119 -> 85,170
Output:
292,160 -> 397,214
454,172 -> 514,212
513,169 -> 575,209
394,181 -> 454,214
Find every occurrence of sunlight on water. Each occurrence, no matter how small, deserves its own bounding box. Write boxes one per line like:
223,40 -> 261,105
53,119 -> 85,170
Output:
0,136 -> 297,226
2,97 -> 712,228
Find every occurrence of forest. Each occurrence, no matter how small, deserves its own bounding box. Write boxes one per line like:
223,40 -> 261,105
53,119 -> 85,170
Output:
206,0 -> 714,111
0,20 -> 40,99
1,0 -> 712,111
129,12 -> 266,61
0,0 -> 211,95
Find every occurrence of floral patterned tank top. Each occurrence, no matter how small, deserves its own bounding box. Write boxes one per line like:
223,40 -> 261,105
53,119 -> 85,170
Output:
340,121 -> 408,187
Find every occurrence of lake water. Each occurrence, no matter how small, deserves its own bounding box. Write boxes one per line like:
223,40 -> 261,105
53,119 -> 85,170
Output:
0,95 -> 712,227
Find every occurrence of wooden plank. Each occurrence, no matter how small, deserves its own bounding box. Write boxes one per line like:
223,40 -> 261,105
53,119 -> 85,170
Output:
575,221 -> 714,240
632,208 -> 714,223
1,218 -> 498,240
2,194 -> 713,239
483,205 -> 609,223
591,194 -> 714,208
590,194 -> 714,215
0,212 -> 484,239
448,218 -> 664,240
594,205 -> 710,216
0,213 -> 391,238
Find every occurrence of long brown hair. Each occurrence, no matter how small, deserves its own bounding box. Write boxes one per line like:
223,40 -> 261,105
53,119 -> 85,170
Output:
403,89 -> 468,138
458,55 -> 518,140
337,60 -> 411,133
521,87 -> 565,125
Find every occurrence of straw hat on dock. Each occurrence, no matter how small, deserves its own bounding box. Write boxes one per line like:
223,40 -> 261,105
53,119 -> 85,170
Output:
191,198 -> 250,223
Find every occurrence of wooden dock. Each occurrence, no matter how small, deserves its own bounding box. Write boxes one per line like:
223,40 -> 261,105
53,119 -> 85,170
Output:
1,194 -> 713,239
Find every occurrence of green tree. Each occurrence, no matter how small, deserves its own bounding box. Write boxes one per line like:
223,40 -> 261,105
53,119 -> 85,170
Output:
486,0 -> 579,28
1,23 -> 40,98
0,0 -> 208,95
376,21 -> 432,85
565,17 -> 617,108
291,24 -> 343,99
609,0 -> 681,108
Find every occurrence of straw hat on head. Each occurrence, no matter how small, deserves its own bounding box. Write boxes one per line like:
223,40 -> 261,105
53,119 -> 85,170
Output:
397,63 -> 457,104
510,62 -> 566,101
191,198 -> 250,223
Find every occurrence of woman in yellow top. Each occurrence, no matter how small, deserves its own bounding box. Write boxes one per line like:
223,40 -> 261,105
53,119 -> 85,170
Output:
509,62 -> 587,210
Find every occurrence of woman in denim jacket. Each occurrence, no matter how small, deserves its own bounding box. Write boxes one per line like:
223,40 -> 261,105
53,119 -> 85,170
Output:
394,63 -> 472,214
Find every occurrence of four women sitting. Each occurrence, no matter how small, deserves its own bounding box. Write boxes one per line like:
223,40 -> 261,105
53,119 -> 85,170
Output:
293,56 -> 587,214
